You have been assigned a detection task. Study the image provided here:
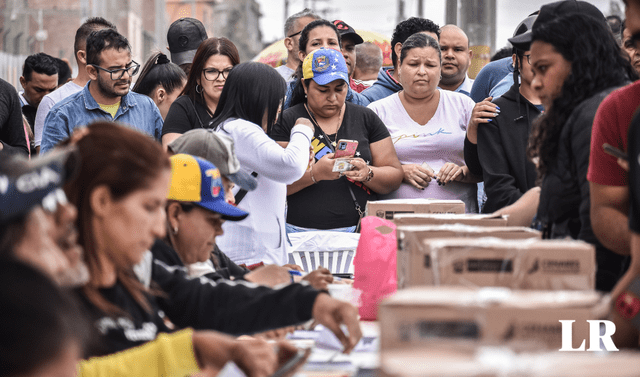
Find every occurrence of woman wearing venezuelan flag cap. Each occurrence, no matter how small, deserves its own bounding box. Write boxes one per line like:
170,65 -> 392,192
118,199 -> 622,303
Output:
271,47 -> 403,233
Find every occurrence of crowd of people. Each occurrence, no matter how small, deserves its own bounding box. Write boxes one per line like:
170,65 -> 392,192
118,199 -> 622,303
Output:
4,0 -> 640,374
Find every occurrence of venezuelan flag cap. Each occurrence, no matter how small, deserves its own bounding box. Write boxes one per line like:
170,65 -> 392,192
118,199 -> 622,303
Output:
302,47 -> 349,86
168,154 -> 249,221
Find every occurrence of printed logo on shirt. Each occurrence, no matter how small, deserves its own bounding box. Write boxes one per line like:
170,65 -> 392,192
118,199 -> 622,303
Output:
392,127 -> 452,144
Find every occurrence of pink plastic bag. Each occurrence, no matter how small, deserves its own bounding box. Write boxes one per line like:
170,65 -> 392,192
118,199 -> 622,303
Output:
353,216 -> 397,320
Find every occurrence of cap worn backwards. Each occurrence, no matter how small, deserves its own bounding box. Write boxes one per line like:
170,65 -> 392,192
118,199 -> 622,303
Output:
168,154 -> 249,221
302,47 -> 349,86
167,18 -> 208,66
508,0 -> 606,51
168,129 -> 258,191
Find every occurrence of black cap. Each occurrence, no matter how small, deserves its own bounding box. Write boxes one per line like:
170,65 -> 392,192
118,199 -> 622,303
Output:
0,147 -> 79,225
167,18 -> 208,66
332,20 -> 364,45
508,0 -> 606,51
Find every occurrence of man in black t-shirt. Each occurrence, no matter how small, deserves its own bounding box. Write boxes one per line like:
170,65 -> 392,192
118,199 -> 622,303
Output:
0,79 -> 29,155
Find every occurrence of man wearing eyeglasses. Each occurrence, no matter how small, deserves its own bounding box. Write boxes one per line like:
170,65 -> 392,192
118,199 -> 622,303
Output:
40,29 -> 163,153
275,9 -> 319,84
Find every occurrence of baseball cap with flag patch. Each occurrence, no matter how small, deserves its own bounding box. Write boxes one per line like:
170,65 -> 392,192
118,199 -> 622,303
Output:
302,47 -> 349,86
168,154 -> 248,221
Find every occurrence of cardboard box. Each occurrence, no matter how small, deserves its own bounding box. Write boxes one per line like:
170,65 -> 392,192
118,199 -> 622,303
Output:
365,199 -> 465,220
393,213 -> 508,227
419,238 -> 595,290
378,287 -> 609,352
396,225 -> 542,289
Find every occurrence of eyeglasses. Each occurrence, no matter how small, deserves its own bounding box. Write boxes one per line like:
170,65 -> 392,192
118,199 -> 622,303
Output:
91,61 -> 140,80
524,54 -> 532,65
631,31 -> 640,50
287,30 -> 302,38
203,67 -> 232,81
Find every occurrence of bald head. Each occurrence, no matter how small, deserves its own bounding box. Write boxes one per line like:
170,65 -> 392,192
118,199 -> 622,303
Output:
439,24 -> 472,91
354,42 -> 383,81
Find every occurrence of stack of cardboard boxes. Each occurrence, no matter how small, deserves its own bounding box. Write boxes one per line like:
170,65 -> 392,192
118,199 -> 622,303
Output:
363,199 -> 625,376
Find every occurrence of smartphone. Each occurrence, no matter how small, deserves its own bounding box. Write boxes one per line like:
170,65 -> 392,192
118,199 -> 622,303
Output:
270,348 -> 311,377
334,139 -> 359,158
603,143 -> 628,161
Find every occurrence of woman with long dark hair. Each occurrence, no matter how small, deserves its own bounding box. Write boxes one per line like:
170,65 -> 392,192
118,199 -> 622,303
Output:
161,37 -> 240,147
211,61 -> 315,266
510,4 -> 637,292
132,52 -> 186,120
64,121 -> 361,356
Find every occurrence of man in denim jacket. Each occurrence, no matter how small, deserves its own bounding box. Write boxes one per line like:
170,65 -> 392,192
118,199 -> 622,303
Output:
40,29 -> 163,153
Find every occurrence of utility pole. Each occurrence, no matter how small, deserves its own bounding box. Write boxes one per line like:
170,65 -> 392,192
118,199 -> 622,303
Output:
417,0 -> 423,18
446,0 -> 457,25
285,0 -> 289,21
396,0 -> 405,25
459,0 -> 496,77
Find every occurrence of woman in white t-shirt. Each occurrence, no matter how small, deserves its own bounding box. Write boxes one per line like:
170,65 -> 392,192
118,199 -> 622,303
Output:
368,33 -> 482,212
211,62 -> 314,266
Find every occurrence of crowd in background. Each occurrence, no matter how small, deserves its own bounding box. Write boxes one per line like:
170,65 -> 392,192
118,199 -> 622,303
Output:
5,0 -> 640,374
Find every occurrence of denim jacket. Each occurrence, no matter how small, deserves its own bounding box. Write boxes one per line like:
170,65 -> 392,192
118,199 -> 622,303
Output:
40,82 -> 163,153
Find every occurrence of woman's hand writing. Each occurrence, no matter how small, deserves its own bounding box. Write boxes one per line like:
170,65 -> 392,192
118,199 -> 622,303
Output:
302,267 -> 334,290
401,164 -> 435,189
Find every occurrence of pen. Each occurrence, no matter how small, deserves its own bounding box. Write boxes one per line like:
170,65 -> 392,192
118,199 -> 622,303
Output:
288,269 -> 302,283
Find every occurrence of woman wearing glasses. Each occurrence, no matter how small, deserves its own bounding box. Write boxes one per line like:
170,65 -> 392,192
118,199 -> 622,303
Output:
162,37 -> 240,148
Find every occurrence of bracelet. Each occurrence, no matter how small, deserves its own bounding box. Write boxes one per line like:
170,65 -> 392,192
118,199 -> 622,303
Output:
364,166 -> 374,182
310,165 -> 318,184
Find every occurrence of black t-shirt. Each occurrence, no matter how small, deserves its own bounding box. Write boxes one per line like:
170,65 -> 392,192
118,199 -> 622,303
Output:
0,79 -> 28,155
271,102 -> 390,229
629,110 -> 640,234
150,239 -> 249,281
162,95 -> 214,136
76,282 -> 172,356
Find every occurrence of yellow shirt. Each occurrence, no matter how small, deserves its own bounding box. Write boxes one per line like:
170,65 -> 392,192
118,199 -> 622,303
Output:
79,328 -> 200,377
98,101 -> 121,118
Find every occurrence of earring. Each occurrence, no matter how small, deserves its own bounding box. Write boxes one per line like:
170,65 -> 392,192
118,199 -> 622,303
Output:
173,226 -> 178,235
195,84 -> 203,94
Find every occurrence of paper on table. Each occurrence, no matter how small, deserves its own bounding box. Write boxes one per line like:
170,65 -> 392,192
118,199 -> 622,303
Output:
217,362 -> 247,377
315,325 -> 379,353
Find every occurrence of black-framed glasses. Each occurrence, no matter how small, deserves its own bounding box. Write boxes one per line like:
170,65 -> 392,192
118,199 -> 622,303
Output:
287,30 -> 302,38
524,54 -> 532,65
91,61 -> 140,80
203,68 -> 232,81
631,31 -> 640,50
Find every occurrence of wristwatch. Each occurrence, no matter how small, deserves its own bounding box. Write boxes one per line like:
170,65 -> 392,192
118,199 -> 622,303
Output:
364,166 -> 374,182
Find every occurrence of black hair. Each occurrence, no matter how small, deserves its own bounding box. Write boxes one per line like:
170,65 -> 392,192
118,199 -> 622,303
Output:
85,29 -> 131,66
132,52 -> 187,96
74,17 -> 117,56
56,58 -> 73,85
289,19 -> 342,107
0,259 -> 89,377
22,53 -> 58,81
391,17 -> 441,68
491,47 -> 513,61
211,62 -> 286,135
528,13 -> 638,180
399,33 -> 441,65
297,19 -> 342,55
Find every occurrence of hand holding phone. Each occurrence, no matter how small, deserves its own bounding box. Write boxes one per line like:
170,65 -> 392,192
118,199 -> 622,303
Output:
334,139 -> 358,158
